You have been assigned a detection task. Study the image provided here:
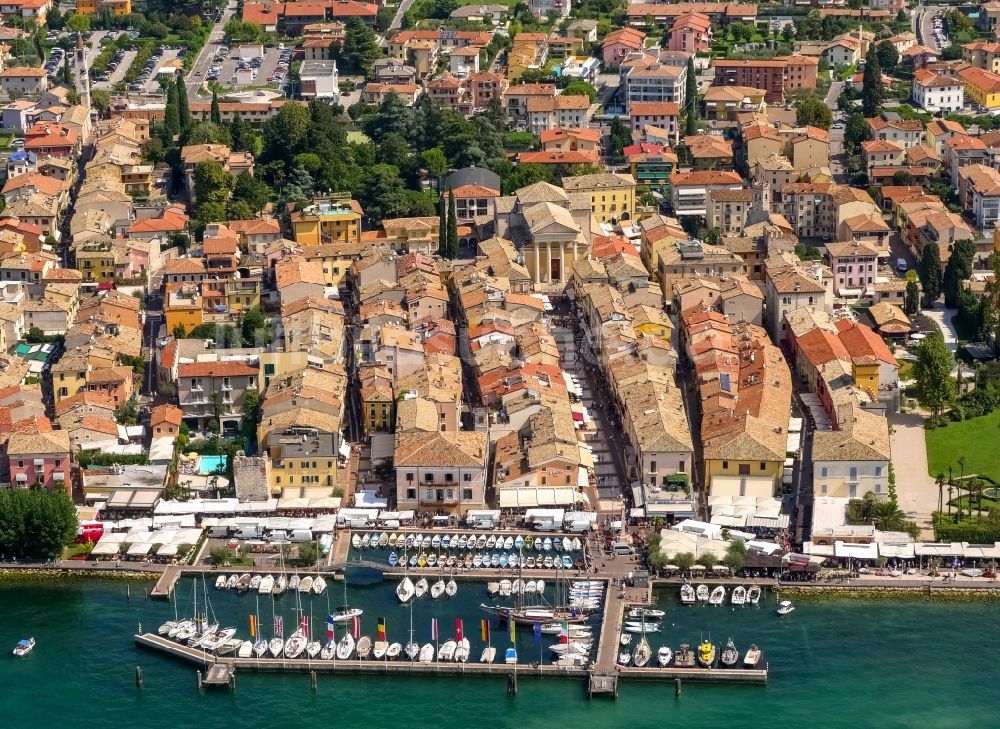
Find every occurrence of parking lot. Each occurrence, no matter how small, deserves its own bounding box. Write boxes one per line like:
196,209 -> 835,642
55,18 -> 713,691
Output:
203,45 -> 291,90
139,49 -> 182,95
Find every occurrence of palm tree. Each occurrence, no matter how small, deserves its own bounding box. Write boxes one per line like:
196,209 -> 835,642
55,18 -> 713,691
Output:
935,473 -> 946,524
870,500 -> 907,532
970,478 -> 984,523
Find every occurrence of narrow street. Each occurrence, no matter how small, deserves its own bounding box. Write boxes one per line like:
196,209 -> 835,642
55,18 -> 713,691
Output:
550,301 -> 628,512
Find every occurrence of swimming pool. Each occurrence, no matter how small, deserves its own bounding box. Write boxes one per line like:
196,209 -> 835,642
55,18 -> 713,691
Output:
198,455 -> 227,475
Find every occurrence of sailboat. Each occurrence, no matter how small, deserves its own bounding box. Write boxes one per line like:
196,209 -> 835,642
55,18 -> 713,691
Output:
445,576 -> 457,597
414,577 -> 429,598
258,574 -> 274,594
336,631 -> 355,659
356,636 -> 372,659
430,578 -> 446,599
333,576 -> 363,621
397,576 -> 415,603
720,638 -> 739,668
273,574 -> 287,596
284,628 -> 307,659
633,635 -> 652,667
405,604 -> 419,660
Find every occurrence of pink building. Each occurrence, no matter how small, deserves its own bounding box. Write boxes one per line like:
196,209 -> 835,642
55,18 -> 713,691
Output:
5,423 -> 71,490
826,240 -> 879,297
668,11 -> 713,54
601,27 -> 646,67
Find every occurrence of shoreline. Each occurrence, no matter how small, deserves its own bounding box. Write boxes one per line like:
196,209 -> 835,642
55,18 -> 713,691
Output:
0,564 -> 159,583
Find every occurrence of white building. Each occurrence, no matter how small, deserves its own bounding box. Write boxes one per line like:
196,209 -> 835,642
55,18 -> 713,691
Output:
812,407 -> 891,500
299,60 -> 340,102
912,69 -> 964,113
620,50 -> 689,113
529,0 -> 569,18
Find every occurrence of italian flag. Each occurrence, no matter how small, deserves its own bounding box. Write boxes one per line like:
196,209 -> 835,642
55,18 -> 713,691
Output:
559,620 -> 568,644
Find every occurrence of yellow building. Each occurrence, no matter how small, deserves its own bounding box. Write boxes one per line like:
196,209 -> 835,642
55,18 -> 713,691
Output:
226,275 -> 261,314
164,286 -> 203,334
52,350 -> 89,401
259,407 -> 344,494
851,355 -> 880,393
561,172 -> 636,224
629,304 -> 672,343
75,242 -> 119,283
290,195 -> 363,246
257,351 -> 309,391
361,381 -> 394,434
76,0 -> 132,15
302,242 -> 363,289
959,66 -> 1000,110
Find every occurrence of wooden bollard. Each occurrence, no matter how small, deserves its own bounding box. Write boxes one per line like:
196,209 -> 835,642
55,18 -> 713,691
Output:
310,671 -> 317,692
675,677 -> 682,696
135,666 -> 143,687
196,670 -> 203,693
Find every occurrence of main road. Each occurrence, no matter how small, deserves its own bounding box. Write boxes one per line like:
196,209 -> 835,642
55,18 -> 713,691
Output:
186,0 -> 239,101
912,5 -> 941,51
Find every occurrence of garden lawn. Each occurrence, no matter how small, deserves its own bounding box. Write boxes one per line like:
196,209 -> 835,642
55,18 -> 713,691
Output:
925,409 -> 1000,479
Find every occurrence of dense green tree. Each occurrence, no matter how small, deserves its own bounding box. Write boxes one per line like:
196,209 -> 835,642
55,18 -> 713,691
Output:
360,163 -> 411,223
608,115 -> 632,158
685,55 -> 698,120
341,17 -> 381,75
843,112 -> 868,155
193,160 -> 234,215
241,308 -> 272,347
943,239 -> 976,307
231,171 -> 272,214
0,487 -> 78,559
796,95 -> 833,129
914,332 -> 953,416
562,79 -> 597,102
91,88 -> 112,118
919,241 -> 943,305
186,121 -> 231,146
876,41 -> 899,74
164,82 -> 180,137
229,114 -> 261,155
263,102 -> 311,161
862,45 -> 884,118
501,163 -> 553,194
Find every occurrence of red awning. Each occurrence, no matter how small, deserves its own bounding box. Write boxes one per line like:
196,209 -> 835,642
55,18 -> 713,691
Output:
571,410 -> 584,422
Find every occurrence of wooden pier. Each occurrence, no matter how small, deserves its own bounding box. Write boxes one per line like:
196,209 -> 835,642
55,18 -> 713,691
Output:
150,565 -> 182,599
134,633 -> 767,689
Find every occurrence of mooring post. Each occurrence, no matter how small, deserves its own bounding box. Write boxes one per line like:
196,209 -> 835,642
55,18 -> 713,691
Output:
126,584 -> 130,604
196,670 -> 203,693
507,672 -> 517,695
310,671 -> 317,692
230,674 -> 236,693
135,666 -> 143,688
675,678 -> 682,697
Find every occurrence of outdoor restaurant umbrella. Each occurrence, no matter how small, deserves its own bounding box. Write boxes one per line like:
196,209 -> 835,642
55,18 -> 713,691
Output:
712,565 -> 730,572
689,565 -> 706,571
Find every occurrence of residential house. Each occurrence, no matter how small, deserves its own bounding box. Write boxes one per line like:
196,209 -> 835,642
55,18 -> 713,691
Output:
6,424 -> 70,490
602,27 -> 646,67
668,11 -> 713,54
912,69 -> 964,112
177,359 -> 259,433
394,430 -> 489,514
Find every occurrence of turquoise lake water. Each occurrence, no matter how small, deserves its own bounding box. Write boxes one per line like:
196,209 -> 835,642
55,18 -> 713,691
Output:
1,577 -> 997,728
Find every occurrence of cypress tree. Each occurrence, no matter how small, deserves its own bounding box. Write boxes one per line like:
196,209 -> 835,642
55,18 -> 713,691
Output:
164,82 -> 180,138
176,74 -> 191,131
210,90 -> 222,125
438,193 -> 447,257
447,192 -> 459,259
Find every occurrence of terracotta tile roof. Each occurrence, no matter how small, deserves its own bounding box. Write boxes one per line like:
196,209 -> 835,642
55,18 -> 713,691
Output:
151,403 -> 182,427
671,170 -> 743,186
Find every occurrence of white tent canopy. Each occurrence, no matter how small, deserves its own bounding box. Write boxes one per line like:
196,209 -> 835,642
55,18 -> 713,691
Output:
499,487 -> 576,508
834,541 -> 879,560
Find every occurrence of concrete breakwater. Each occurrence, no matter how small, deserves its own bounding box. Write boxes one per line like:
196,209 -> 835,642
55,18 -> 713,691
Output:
0,566 -> 158,583
775,584 -> 1000,601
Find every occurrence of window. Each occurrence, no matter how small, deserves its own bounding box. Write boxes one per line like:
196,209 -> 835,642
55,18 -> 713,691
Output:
424,473 -> 433,482
55,459 -> 61,468
874,466 -> 882,476
406,487 -> 416,500
650,461 -> 657,474
444,473 -> 453,482
760,462 -> 766,471
820,467 -> 828,478
722,460 -> 729,469
463,473 -> 471,482
17,460 -> 23,469
463,488 -> 473,500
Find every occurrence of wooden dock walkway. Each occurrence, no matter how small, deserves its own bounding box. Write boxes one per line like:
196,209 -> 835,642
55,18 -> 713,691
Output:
135,633 -> 767,686
150,565 -> 182,599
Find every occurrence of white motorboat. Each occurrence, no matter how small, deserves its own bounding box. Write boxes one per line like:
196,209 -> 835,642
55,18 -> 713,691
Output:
273,575 -> 287,596
361,533 -> 371,549
373,641 -> 388,660
480,646 -> 497,664
237,640 -> 253,658
709,586 -> 726,606
288,575 -> 300,591
421,535 -> 432,548
695,584 -> 709,602
438,640 -> 457,661
236,574 -> 252,593
306,641 -> 322,659
476,535 -> 488,549
454,638 -> 470,663
524,579 -> 537,595
12,637 -> 34,656
627,607 -> 665,620
321,640 -> 336,660
499,579 -> 512,596
623,622 -> 661,633
503,536 -> 514,550
748,585 -> 762,605
189,624 -> 219,648
550,641 -> 591,655
388,533 -> 399,547
357,636 -> 372,659
505,647 -> 517,664
258,575 -> 274,594
250,575 -> 261,591
445,578 -> 457,597
312,576 -> 327,595
620,633 -> 631,645
487,582 -> 500,596
432,534 -> 442,550
555,653 -> 589,667
405,641 -> 420,661
744,643 -> 762,667
397,576 -> 415,603
486,535 -> 497,549
535,579 -> 545,594
418,643 -> 435,663
254,639 -> 268,658
225,575 -> 238,589
657,646 -> 673,667
158,621 -> 176,636
680,584 -> 695,604
336,632 -> 355,660
387,642 -> 402,660
284,630 -> 307,659
731,586 -> 747,606
378,532 -> 389,548
414,578 -> 428,598
214,576 -> 226,589
203,627 -> 237,651
618,651 -> 631,666
777,600 -> 795,616
511,578 -> 524,595
458,535 -> 469,549
332,607 -> 363,623
571,537 -> 582,551
298,576 -> 314,593
351,534 -> 361,549
633,636 -> 652,667
430,579 -> 446,599
268,637 -> 284,657
427,554 -> 437,568
472,554 -> 483,568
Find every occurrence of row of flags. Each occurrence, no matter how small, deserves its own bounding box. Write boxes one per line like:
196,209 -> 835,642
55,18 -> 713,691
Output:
257,614 -> 571,644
